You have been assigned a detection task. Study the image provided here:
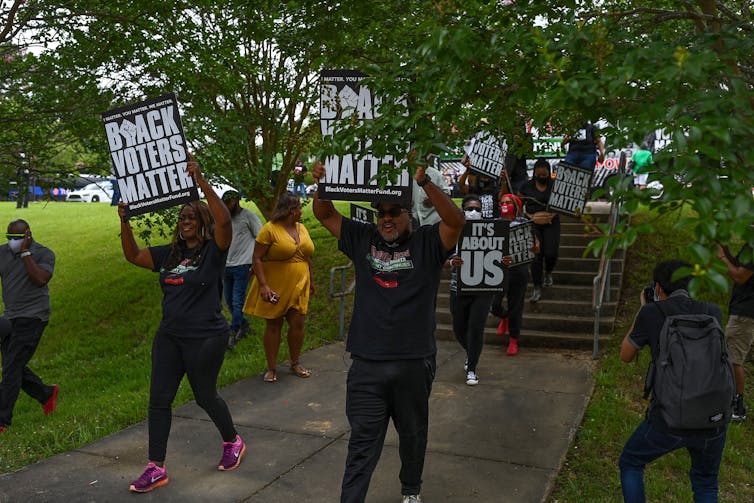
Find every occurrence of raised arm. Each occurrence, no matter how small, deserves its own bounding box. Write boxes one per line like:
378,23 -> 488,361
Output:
186,152 -> 232,251
118,203 -> 154,270
717,244 -> 754,285
415,166 -> 465,251
311,161 -> 343,239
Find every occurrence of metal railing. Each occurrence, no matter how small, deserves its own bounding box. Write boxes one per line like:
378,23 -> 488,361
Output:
329,263 -> 355,340
591,152 -> 627,359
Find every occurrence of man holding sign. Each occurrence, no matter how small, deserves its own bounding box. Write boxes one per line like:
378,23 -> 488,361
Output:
312,161 -> 464,503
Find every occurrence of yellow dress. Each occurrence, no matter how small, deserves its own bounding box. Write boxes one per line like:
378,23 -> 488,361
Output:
243,221 -> 314,319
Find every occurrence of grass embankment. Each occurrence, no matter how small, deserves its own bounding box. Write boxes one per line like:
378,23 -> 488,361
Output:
0,200 -> 353,473
550,209 -> 754,502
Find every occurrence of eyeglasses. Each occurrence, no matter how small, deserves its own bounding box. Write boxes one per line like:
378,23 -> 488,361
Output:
462,206 -> 481,212
6,233 -> 25,241
377,207 -> 408,218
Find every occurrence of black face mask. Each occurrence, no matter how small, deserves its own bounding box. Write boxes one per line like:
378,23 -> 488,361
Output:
536,176 -> 549,184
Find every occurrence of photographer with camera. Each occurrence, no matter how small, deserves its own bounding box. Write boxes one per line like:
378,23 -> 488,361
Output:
618,260 -> 732,502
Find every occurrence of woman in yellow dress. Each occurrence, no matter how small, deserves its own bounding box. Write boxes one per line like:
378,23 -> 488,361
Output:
243,192 -> 314,382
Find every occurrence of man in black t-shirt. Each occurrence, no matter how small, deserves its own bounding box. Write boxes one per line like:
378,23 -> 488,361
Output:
717,242 -> 754,421
312,161 -> 464,503
618,260 -> 727,502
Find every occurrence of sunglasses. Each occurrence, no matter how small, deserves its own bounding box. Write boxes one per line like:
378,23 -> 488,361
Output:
377,207 -> 408,218
6,233 -> 25,241
463,206 -> 481,212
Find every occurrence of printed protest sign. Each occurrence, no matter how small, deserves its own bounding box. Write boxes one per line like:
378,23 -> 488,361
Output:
318,69 -> 411,206
457,220 -> 509,293
350,204 -> 376,224
547,161 -> 593,216
102,93 -> 198,217
508,221 -> 536,266
467,130 -> 507,180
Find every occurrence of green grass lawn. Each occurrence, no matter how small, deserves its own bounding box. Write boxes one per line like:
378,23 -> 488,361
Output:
2,201 -> 753,500
550,208 -> 754,502
0,199 -> 352,473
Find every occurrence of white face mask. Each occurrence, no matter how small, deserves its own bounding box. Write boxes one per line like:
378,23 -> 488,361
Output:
464,209 -> 482,220
8,239 -> 24,253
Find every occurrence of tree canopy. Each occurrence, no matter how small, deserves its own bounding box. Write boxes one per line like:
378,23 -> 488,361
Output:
3,0 -> 753,290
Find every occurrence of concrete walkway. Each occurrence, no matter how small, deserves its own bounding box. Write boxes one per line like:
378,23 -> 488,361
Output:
0,340 -> 595,503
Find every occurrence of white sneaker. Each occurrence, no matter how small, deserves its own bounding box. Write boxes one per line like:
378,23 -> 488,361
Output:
466,371 -> 479,386
402,495 -> 422,503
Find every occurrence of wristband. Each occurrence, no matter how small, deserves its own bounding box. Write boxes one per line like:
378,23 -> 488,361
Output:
20,251 -> 32,258
417,176 -> 431,187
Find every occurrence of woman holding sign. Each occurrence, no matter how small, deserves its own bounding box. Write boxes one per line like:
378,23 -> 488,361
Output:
490,194 -> 539,356
118,153 -> 245,494
519,159 -> 560,303
243,192 -> 315,383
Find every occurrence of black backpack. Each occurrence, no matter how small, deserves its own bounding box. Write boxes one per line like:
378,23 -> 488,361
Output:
643,301 -> 735,429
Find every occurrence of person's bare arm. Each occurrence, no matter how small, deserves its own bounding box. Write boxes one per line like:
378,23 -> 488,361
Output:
251,242 -> 276,302
717,244 -> 754,285
187,152 -> 232,251
416,166 -> 465,251
311,161 -> 343,239
620,318 -> 639,362
17,231 -> 51,286
118,203 -> 154,270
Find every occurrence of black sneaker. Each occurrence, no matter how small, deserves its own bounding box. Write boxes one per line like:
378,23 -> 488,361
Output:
227,330 -> 238,350
732,394 -> 747,422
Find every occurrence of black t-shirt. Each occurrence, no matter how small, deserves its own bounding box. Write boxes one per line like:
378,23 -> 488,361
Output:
568,123 -> 598,154
627,290 -> 724,435
150,240 -> 229,338
729,245 -> 754,318
339,218 -> 447,359
519,179 -> 558,219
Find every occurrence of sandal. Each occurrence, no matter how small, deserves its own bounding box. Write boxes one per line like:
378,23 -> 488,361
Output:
290,363 -> 311,378
263,369 -> 277,382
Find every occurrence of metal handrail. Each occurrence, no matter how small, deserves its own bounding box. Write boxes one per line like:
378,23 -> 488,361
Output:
329,263 -> 355,340
591,152 -> 626,359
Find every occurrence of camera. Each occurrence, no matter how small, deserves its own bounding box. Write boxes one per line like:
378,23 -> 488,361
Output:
643,284 -> 655,303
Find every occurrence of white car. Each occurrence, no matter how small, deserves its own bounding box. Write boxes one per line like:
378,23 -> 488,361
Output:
66,181 -> 115,203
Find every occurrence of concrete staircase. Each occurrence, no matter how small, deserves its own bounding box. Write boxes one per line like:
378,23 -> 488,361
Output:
435,204 -> 625,349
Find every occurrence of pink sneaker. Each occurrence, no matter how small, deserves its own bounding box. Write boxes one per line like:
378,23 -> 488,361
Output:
497,318 -> 509,336
129,462 -> 169,493
506,337 -> 519,356
42,384 -> 59,415
218,435 -> 246,471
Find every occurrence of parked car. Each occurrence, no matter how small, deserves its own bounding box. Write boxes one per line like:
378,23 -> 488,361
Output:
65,181 -> 115,203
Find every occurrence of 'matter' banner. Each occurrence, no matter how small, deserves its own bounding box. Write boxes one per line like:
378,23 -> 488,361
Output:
350,204 -> 375,224
547,161 -> 593,216
468,130 -> 507,180
508,221 -> 536,266
318,70 -> 411,206
457,220 -> 509,293
102,93 -> 198,217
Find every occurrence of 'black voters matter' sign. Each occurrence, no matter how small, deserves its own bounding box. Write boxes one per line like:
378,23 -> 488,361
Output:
508,221 -> 536,266
457,220 -> 510,293
547,161 -> 593,216
318,70 -> 411,206
350,204 -> 375,224
468,130 -> 507,180
102,93 -> 198,217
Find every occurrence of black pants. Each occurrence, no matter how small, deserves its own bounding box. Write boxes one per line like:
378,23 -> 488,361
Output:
148,332 -> 237,462
450,292 -> 493,372
531,218 -> 561,287
0,317 -> 55,427
341,356 -> 436,502
490,265 -> 529,338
